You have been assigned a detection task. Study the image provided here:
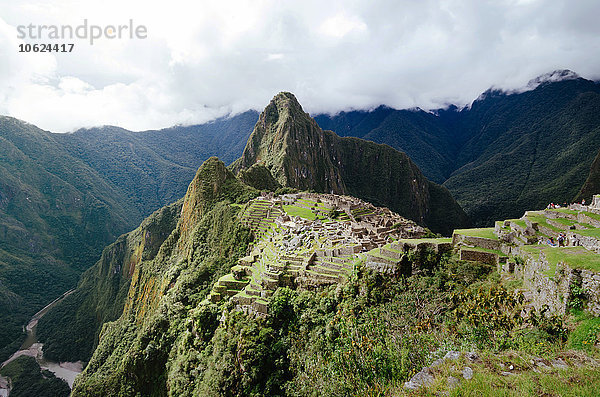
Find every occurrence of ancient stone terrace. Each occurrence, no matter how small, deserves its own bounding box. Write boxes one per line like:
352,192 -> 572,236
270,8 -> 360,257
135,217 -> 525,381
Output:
208,192 -> 427,315
450,203 -> 600,316
211,192 -> 600,318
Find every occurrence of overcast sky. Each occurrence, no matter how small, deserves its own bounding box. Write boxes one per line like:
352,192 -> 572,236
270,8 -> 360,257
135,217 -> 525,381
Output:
1,0 -> 599,132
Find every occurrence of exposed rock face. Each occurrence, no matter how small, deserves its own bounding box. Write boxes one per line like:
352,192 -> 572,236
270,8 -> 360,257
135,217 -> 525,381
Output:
233,92 -> 470,235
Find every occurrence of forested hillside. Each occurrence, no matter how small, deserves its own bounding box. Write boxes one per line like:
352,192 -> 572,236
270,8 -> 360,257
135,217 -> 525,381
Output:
56,111 -> 258,217
0,116 -> 138,361
315,72 -> 600,225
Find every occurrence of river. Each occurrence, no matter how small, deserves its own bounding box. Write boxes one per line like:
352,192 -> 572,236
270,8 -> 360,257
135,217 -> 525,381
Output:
0,290 -> 84,395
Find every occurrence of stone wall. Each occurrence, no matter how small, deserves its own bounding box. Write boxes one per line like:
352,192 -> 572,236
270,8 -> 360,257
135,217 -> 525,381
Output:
569,232 -> 600,253
523,253 -> 572,315
459,249 -> 499,266
578,213 -> 600,228
580,269 -> 600,315
452,234 -> 500,250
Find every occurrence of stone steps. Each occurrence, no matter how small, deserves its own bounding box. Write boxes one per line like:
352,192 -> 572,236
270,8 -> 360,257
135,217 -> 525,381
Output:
313,260 -> 347,271
308,264 -> 342,276
304,269 -> 340,283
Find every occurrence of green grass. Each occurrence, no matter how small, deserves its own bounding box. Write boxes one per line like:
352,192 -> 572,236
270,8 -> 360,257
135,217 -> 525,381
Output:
503,276 -> 524,292
544,247 -> 600,272
526,214 -> 562,232
550,217 -> 577,226
549,208 -> 579,215
448,366 -> 600,397
567,311 -> 600,351
454,228 -> 498,240
582,211 -> 600,221
522,246 -> 600,275
366,248 -> 399,263
408,350 -> 600,397
218,273 -> 249,283
508,219 -> 527,229
574,228 -> 600,239
282,205 -> 317,220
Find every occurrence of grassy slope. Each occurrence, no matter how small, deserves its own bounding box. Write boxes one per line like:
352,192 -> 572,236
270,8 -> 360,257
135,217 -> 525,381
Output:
454,228 -> 498,240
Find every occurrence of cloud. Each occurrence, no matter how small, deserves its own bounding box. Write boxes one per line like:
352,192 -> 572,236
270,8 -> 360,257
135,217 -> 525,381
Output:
0,0 -> 599,132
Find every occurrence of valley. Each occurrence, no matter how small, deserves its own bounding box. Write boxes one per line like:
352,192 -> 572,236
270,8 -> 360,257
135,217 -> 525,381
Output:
0,77 -> 599,396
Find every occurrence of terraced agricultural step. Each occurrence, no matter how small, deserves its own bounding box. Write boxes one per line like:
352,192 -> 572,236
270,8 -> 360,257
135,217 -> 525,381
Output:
268,263 -> 302,272
213,285 -> 227,294
366,252 -> 398,266
459,248 -> 507,267
249,283 -> 261,291
309,265 -> 343,276
262,270 -> 280,279
245,286 -> 262,297
261,277 -> 279,289
209,292 -> 221,303
380,247 -> 404,260
219,278 -> 250,290
224,289 -> 241,297
313,260 -> 346,271
232,293 -> 256,306
305,270 -> 340,283
252,299 -> 269,314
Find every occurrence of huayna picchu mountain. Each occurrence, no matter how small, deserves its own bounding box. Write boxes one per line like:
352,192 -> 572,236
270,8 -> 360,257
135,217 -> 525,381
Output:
232,92 -> 470,235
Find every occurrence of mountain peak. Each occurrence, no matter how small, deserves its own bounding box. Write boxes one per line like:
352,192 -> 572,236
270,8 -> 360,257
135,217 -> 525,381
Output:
272,91 -> 301,105
233,92 -> 346,193
179,157 -> 255,241
233,93 -> 470,234
527,69 -> 580,88
260,91 -> 307,127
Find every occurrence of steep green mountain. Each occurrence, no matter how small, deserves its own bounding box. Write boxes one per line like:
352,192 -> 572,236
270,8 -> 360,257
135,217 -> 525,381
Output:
55,111 -> 258,216
314,106 -> 462,184
65,157 -> 258,395
233,92 -> 470,235
444,76 -> 600,225
0,116 -> 139,361
314,72 -> 600,225
37,199 -> 182,362
0,111 -> 258,364
575,148 -> 600,202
